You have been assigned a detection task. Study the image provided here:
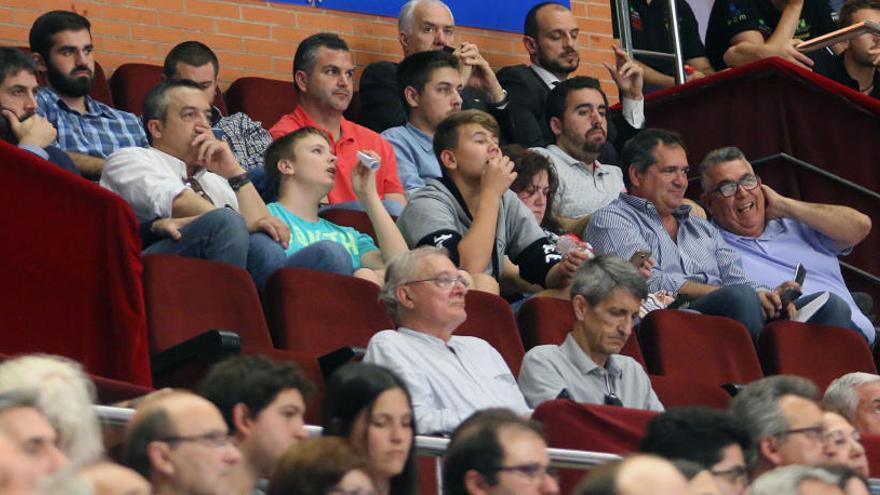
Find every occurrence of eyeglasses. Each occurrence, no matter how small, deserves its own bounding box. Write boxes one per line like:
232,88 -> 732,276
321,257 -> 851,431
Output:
401,273 -> 470,289
157,431 -> 234,448
710,465 -> 749,485
708,174 -> 760,198
781,425 -> 825,443
489,463 -> 560,482
824,429 -> 862,448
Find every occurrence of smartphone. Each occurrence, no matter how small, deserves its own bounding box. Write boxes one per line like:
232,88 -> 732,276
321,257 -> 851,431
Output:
794,263 -> 806,286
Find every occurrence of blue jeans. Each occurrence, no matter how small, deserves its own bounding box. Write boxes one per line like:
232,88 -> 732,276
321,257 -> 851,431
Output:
689,284 -> 766,339
794,291 -> 863,338
143,208 -> 249,268
285,240 -> 355,276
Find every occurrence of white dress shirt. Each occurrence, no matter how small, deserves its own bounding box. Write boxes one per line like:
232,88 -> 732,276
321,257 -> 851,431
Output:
364,327 -> 532,435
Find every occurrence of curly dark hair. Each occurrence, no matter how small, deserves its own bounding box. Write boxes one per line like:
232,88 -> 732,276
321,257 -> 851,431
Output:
504,145 -> 563,234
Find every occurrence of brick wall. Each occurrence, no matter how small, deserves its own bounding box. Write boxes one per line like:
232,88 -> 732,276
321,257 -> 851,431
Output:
1,0 -> 617,99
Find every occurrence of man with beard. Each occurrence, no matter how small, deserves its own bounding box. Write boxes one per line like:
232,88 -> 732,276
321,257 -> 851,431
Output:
0,47 -> 76,173
269,33 -> 406,215
497,2 -> 645,151
530,77 -> 627,222
382,50 -> 464,194
812,0 -> 880,99
30,11 -> 147,177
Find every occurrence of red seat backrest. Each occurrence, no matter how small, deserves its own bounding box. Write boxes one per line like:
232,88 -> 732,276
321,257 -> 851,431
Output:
517,296 -> 646,368
110,63 -> 228,116
455,290 -> 525,376
142,254 -> 274,352
265,268 -> 393,354
757,321 -> 876,391
639,310 -> 764,385
225,77 -> 296,130
649,375 -> 731,409
860,433 -> 880,477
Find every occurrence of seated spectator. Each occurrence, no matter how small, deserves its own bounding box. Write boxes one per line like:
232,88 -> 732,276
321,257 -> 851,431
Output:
0,47 -> 76,173
263,127 -> 409,285
704,0 -> 835,70
730,376 -> 827,477
575,455 -> 691,495
122,391 -> 242,495
163,41 -> 272,170
585,129 -> 802,339
382,50 -> 463,194
364,247 -> 531,434
0,354 -> 103,464
751,465 -> 844,495
397,110 -> 587,294
518,256 -> 664,411
822,411 -> 869,477
669,460 -> 724,495
640,407 -> 751,495
359,0 -> 510,134
497,2 -> 644,153
611,0 -> 715,89
100,79 -> 289,289
530,76 -> 627,223
36,461 -> 151,495
30,11 -> 148,176
198,355 -> 314,494
322,362 -> 417,495
700,146 -> 873,342
812,0 -> 880,99
268,33 -> 406,214
268,437 -> 376,495
824,372 -> 880,435
443,409 -> 559,495
0,391 -> 68,493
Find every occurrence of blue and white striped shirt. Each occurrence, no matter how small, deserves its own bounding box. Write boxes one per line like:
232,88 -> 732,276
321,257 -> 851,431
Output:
36,87 -> 147,158
584,193 -> 758,294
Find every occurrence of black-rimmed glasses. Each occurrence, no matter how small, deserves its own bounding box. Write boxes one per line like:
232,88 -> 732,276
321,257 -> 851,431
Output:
488,463 -> 560,482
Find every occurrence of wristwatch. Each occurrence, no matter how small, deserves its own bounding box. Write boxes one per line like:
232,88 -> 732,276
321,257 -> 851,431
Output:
228,173 -> 252,192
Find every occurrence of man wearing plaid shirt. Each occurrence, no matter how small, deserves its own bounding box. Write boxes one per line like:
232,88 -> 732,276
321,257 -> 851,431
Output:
30,11 -> 147,178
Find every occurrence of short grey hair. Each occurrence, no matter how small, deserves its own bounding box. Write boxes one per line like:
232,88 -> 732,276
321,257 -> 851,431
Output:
570,255 -> 648,305
730,375 -> 819,448
398,0 -> 454,34
0,354 -> 103,464
823,372 -> 880,421
699,146 -> 747,192
380,246 -> 449,324
751,465 -> 840,495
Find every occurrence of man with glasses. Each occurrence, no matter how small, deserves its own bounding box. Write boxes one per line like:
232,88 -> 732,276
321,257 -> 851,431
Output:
365,246 -> 532,434
730,376 -> 828,478
700,146 -> 873,343
443,410 -> 559,495
123,391 -> 242,495
518,256 -> 664,411
641,408 -> 751,495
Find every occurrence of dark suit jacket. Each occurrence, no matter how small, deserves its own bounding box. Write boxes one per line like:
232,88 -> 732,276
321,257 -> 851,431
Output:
358,60 -> 515,140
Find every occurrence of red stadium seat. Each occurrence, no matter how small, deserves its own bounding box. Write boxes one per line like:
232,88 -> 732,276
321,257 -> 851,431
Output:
649,375 -> 731,409
455,290 -> 525,376
757,321 -> 876,391
142,254 -> 320,389
318,208 -> 388,245
225,77 -> 296,130
639,310 -> 763,385
265,268 -> 393,355
860,433 -> 880,477
517,296 -> 646,368
110,63 -> 228,115
533,400 -> 658,494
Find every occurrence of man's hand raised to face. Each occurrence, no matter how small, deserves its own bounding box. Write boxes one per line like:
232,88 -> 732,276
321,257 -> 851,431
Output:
480,154 -> 517,200
190,125 -> 244,179
1,109 -> 56,148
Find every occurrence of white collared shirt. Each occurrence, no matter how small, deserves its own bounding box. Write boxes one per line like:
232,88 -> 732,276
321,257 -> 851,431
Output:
364,327 -> 532,434
532,145 -> 626,218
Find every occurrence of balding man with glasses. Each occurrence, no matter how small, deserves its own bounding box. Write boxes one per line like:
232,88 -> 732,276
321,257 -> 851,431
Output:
364,246 -> 532,435
699,146 -> 873,343
122,391 -> 242,495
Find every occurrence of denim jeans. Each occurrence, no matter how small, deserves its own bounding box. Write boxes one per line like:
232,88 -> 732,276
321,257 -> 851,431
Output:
689,284 -> 766,339
143,208 -> 249,268
284,240 -> 355,276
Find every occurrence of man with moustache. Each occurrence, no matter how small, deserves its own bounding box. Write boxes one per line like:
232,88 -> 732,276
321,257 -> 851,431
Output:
30,11 -> 147,177
0,47 -> 76,173
358,0 -> 510,134
531,76 -> 627,222
699,146 -> 873,342
497,2 -> 645,150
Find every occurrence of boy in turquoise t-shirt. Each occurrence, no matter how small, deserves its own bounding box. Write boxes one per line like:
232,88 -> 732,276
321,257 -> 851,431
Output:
264,127 -> 408,285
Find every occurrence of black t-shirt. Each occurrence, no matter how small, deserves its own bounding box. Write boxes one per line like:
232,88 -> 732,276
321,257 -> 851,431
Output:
611,0 -> 707,76
705,0 -> 836,70
811,48 -> 880,98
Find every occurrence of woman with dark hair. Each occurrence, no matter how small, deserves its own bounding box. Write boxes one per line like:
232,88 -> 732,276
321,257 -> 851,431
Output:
323,363 -> 418,495
506,145 -> 565,236
268,437 -> 377,495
